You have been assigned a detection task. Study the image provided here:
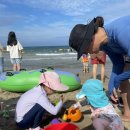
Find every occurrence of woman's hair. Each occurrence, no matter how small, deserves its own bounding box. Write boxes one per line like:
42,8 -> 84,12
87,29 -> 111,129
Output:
95,16 -> 104,27
7,31 -> 17,46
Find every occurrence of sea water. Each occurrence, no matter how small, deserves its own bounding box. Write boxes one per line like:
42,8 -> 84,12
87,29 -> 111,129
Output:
3,46 -> 112,76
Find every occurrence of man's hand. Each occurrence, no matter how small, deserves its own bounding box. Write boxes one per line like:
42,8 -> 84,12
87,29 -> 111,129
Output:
110,88 -> 118,103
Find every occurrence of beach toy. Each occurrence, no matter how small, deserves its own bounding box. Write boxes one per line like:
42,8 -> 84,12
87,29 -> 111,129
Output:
44,122 -> 80,130
62,113 -> 68,121
62,108 -> 82,122
0,68 -> 81,92
51,118 -> 61,124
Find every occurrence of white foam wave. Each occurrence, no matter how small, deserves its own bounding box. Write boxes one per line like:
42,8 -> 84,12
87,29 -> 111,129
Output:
35,52 -> 76,56
22,56 -> 77,61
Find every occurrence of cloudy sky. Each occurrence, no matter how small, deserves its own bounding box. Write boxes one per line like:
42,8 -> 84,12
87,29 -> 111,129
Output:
0,0 -> 130,47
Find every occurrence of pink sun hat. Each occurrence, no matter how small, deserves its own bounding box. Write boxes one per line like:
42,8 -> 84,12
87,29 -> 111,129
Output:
39,71 -> 68,91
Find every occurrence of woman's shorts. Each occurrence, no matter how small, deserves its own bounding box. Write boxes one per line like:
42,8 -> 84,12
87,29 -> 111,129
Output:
91,52 -> 106,65
10,58 -> 22,64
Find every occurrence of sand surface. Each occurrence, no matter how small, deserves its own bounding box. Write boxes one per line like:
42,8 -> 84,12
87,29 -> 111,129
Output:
0,69 -> 130,130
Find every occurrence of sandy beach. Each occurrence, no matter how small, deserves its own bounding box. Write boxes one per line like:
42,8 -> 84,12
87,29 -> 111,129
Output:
0,65 -> 130,130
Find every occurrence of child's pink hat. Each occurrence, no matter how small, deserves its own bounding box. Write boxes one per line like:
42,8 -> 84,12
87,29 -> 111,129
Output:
39,71 -> 68,91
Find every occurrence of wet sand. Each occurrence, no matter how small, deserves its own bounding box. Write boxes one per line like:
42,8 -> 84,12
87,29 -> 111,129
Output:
0,68 -> 130,130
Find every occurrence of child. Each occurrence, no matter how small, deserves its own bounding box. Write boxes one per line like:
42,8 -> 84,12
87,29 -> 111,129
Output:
81,54 -> 90,73
15,71 -> 68,130
7,31 -> 23,72
73,79 -> 124,130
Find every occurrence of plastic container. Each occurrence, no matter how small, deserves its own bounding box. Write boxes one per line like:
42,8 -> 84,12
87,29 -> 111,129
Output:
67,108 -> 82,122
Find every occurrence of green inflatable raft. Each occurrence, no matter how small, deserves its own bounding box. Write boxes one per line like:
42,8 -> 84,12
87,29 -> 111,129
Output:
0,68 -> 81,92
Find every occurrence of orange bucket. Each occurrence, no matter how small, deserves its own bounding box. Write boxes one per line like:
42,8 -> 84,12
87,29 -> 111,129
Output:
67,108 -> 82,122
44,122 -> 80,130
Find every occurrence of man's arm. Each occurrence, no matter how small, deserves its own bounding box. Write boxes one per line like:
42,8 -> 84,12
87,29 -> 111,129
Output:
114,69 -> 130,89
102,48 -> 125,95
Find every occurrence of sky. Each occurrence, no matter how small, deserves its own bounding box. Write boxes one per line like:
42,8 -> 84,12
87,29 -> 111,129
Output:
0,0 -> 130,47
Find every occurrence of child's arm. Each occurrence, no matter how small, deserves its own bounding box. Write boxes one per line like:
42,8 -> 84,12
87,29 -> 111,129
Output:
38,94 -> 63,115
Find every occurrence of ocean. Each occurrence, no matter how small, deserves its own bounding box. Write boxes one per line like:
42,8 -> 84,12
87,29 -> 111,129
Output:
3,46 -> 112,76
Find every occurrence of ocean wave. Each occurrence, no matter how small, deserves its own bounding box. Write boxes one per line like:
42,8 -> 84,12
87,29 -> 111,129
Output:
35,52 -> 76,56
22,56 -> 77,61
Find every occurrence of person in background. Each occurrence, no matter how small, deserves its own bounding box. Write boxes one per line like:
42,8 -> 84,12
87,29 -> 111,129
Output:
91,16 -> 106,83
69,15 -> 130,121
91,51 -> 106,83
15,71 -> 68,130
73,79 -> 124,130
7,31 -> 23,72
81,53 -> 90,73
0,43 -> 4,73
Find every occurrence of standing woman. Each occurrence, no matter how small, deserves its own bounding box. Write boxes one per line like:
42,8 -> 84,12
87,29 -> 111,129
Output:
7,31 -> 23,72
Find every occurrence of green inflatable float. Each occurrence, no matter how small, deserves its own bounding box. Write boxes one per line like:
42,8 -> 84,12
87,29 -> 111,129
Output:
0,68 -> 81,92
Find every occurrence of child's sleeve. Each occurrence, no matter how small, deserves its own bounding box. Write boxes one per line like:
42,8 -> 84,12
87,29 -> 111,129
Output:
73,98 -> 89,108
38,94 -> 63,115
